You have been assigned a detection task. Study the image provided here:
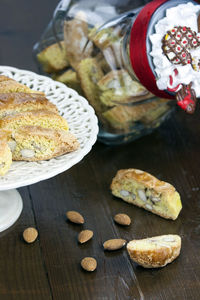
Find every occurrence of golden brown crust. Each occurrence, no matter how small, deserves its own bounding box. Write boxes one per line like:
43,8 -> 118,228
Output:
0,92 -> 58,116
127,235 -> 181,268
111,168 -> 175,195
0,109 -> 68,131
0,75 -> 13,82
0,80 -> 35,94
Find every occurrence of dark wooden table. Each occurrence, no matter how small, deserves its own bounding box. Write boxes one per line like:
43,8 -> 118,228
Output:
0,0 -> 200,299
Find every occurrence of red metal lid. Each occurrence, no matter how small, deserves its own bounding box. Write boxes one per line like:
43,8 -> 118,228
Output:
130,0 -> 174,99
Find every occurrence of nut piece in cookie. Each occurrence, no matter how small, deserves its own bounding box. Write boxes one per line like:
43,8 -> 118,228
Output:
110,169 -> 182,220
127,234 -> 181,268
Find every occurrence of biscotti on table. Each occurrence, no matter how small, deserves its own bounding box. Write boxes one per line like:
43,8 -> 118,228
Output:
127,234 -> 181,268
111,168 -> 182,220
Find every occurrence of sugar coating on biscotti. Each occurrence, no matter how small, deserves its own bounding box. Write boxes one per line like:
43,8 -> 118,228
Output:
9,126 -> 79,161
110,169 -> 182,220
127,234 -> 181,268
0,130 -> 12,175
0,109 -> 69,131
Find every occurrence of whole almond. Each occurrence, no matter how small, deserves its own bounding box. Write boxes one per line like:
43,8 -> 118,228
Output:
23,227 -> 38,244
66,210 -> 84,224
114,213 -> 131,226
81,257 -> 97,272
103,239 -> 127,251
78,230 -> 93,244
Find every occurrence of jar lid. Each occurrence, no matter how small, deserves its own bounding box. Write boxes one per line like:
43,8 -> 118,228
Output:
129,0 -> 199,99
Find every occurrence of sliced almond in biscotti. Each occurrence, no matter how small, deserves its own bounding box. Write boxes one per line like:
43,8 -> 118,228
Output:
127,234 -> 181,268
110,169 -> 182,220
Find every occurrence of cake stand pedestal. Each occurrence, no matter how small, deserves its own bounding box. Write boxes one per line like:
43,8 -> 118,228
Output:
0,190 -> 23,232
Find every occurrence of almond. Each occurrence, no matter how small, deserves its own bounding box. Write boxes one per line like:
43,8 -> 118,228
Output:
103,239 -> 127,251
23,227 -> 38,243
66,210 -> 84,224
78,230 -> 93,244
114,213 -> 131,226
81,257 -> 97,272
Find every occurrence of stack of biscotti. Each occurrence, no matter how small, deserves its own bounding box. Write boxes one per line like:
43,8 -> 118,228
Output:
0,75 -> 79,175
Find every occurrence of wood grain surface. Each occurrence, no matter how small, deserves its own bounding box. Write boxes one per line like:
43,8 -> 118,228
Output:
0,0 -> 200,299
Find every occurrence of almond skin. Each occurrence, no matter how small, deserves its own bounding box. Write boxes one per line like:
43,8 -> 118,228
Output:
23,227 -> 38,244
114,213 -> 131,226
103,239 -> 127,251
78,230 -> 93,244
81,257 -> 97,272
66,210 -> 84,224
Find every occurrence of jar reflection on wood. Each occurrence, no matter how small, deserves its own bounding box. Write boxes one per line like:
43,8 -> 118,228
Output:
33,0 -> 175,145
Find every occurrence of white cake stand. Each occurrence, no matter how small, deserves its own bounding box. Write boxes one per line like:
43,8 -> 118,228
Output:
0,66 -> 99,232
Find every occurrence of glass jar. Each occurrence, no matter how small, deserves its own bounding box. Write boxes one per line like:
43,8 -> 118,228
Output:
33,0 -> 199,145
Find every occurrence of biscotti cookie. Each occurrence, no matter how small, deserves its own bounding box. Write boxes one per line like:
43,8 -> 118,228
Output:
102,98 -> 169,131
127,235 -> 181,268
37,41 -> 69,73
0,77 -> 42,94
0,92 -> 58,118
9,126 -> 79,161
63,18 -> 93,70
90,27 -> 120,50
77,58 -> 105,114
0,110 -> 69,131
111,169 -> 182,220
141,102 -> 170,126
0,130 -> 12,175
98,70 -> 151,107
53,70 -> 83,95
0,75 -> 13,82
